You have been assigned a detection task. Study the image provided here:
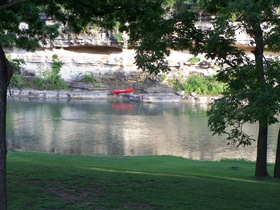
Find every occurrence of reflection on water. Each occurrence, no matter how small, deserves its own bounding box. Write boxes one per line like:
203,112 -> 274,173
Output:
6,98 -> 278,162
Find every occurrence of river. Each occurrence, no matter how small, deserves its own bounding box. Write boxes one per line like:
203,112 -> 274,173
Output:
6,98 -> 278,162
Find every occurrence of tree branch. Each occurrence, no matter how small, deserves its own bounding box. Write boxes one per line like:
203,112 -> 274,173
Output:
68,0 -> 106,16
0,0 -> 27,11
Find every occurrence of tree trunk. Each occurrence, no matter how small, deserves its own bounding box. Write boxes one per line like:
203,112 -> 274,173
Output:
0,45 -> 13,210
274,127 -> 280,178
255,121 -> 269,177
249,20 -> 269,178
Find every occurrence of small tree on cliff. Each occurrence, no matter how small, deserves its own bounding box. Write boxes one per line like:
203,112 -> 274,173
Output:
0,1 -> 167,209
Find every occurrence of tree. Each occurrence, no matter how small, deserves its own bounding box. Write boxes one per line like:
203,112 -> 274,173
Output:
134,0 -> 280,178
207,58 -> 280,177
0,42 -> 13,210
274,127 -> 280,177
201,0 -> 280,177
131,1 -> 203,73
0,1 -> 168,209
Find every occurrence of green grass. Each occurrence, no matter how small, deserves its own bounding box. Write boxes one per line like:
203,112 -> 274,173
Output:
7,152 -> 280,210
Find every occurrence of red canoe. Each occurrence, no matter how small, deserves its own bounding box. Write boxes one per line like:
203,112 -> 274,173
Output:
111,88 -> 134,94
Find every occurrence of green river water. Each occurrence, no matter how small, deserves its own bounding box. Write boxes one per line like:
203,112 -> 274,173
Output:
6,98 -> 278,162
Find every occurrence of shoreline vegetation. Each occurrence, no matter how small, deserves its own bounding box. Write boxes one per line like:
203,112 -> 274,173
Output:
7,151 -> 280,210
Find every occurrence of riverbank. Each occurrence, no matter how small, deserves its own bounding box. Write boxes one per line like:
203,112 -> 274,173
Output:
7,151 -> 280,210
8,88 -> 218,104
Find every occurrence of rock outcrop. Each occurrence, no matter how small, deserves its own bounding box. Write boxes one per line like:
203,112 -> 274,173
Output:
5,25 -> 267,99
4,26 -> 220,92
8,88 -> 217,104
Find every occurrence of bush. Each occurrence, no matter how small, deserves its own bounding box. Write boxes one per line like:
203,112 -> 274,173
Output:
32,55 -> 68,90
188,57 -> 200,64
82,73 -> 94,83
115,33 -> 123,43
11,54 -> 69,90
81,73 -> 101,86
173,74 -> 225,95
7,57 -> 25,89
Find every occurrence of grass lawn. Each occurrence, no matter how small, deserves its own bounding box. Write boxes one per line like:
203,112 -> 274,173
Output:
7,152 -> 280,210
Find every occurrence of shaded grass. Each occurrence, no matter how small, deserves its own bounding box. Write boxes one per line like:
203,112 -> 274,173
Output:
7,152 -> 280,210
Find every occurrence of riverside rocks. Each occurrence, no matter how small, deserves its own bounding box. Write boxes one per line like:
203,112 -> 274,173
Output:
7,88 -> 216,104
125,93 -> 181,103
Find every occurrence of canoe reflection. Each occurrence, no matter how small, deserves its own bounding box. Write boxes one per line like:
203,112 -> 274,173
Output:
112,103 -> 134,111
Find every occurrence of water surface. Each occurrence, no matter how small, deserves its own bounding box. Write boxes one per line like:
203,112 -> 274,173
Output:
6,98 -> 278,162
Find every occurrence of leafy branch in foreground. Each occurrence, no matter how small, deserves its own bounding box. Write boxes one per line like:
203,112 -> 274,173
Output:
208,60 -> 280,147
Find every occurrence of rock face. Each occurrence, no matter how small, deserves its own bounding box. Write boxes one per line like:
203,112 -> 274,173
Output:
4,27 -> 219,90
5,22 -> 266,90
5,25 -> 262,97
4,23 -> 268,104
6,46 -> 219,93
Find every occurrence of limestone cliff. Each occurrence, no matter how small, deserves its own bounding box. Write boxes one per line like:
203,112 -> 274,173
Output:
4,26 -> 258,90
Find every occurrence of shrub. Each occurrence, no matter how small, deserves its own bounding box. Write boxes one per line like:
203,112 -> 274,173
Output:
81,73 -> 101,86
173,74 -> 225,95
11,54 -> 69,90
115,33 -> 123,43
188,57 -> 200,64
34,54 -> 68,90
7,57 -> 25,89
82,73 -> 94,83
